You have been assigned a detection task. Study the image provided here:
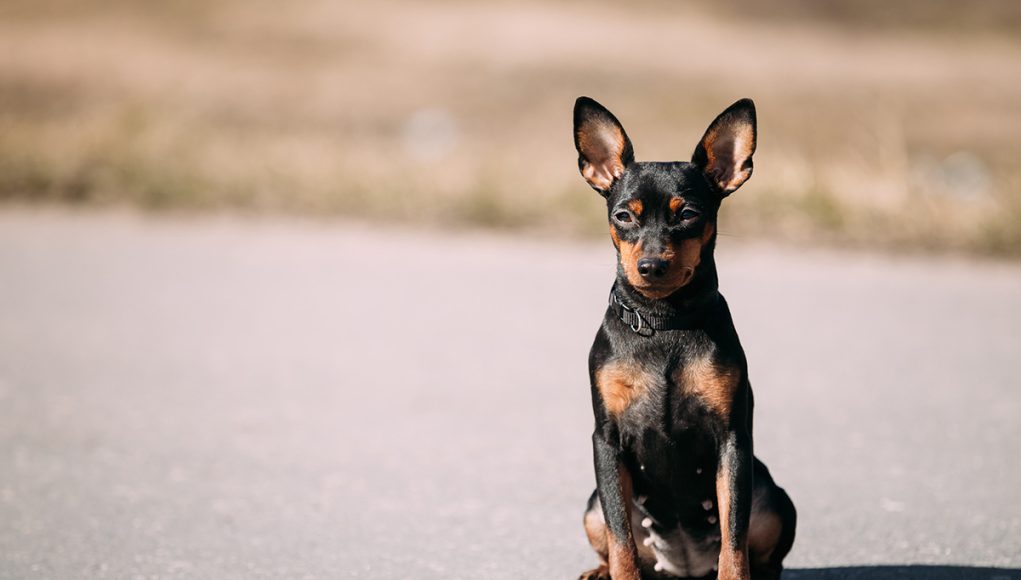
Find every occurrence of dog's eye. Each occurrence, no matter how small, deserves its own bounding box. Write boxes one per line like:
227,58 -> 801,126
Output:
614,211 -> 633,224
680,208 -> 700,220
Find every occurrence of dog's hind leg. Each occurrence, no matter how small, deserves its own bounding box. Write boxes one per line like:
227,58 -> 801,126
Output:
579,490 -> 611,580
748,460 -> 797,580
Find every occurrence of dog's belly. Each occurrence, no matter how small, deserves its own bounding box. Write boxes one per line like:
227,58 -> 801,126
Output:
632,501 -> 720,578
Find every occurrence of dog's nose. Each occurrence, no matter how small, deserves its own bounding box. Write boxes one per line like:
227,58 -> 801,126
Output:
637,258 -> 669,279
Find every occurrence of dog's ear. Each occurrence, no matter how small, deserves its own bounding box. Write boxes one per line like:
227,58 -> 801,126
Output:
574,97 -> 634,195
692,99 -> 756,196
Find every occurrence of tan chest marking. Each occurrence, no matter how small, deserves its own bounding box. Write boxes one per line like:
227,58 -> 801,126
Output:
595,361 -> 655,416
677,356 -> 740,418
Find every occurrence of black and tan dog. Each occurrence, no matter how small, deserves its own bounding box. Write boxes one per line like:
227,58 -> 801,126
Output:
573,97 -> 796,580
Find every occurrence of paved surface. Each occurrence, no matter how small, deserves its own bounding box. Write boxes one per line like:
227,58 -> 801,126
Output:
0,210 -> 1019,580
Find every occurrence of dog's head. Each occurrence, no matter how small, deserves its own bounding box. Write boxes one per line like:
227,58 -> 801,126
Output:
573,97 -> 756,299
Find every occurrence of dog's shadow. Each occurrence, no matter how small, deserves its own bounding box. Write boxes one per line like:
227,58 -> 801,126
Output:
785,565 -> 1018,579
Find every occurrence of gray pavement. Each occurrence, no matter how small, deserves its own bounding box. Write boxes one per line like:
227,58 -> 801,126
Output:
0,210 -> 1019,579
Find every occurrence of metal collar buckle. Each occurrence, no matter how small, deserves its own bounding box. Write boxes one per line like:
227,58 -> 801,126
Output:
609,290 -> 646,333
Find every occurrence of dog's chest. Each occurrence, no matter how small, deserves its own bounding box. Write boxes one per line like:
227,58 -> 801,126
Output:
595,347 -> 733,488
594,348 -> 739,428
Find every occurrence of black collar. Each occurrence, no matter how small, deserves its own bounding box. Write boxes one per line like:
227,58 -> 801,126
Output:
608,284 -> 718,334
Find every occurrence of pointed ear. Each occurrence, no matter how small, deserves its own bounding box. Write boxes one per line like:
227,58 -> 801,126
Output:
692,98 -> 757,196
573,97 -> 634,195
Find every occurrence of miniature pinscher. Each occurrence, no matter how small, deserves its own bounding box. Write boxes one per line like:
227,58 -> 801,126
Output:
573,97 -> 796,580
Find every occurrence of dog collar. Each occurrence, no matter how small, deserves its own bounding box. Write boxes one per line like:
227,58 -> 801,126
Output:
608,285 -> 717,334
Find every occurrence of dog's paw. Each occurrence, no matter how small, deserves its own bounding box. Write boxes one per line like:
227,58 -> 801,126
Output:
577,565 -> 611,580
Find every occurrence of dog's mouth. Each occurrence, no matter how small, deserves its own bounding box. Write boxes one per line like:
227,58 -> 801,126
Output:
630,266 -> 696,299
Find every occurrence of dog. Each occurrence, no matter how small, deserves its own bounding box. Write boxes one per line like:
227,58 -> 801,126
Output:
573,97 -> 796,580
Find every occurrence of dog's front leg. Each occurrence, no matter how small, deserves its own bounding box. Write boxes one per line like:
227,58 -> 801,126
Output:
716,430 -> 753,580
592,432 -> 641,580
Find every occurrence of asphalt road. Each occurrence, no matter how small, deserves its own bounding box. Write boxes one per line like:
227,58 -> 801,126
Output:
0,210 -> 1019,580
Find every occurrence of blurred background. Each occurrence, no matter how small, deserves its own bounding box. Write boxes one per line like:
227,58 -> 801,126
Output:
2,1 -> 1020,579
2,0 -> 1020,252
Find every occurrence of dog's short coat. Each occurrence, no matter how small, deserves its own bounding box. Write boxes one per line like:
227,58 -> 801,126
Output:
573,97 -> 796,580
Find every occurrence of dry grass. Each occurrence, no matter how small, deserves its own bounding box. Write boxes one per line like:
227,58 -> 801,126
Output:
2,0 -> 1020,254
